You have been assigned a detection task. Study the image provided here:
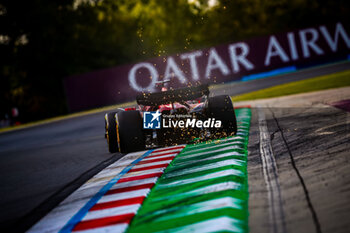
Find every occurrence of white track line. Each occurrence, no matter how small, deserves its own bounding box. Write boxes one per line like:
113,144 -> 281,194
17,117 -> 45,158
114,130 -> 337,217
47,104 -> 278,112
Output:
181,143 -> 245,156
154,215 -> 242,233
257,106 -> 286,233
142,153 -> 178,161
27,150 -> 148,233
158,169 -> 243,188
131,160 -> 172,170
175,152 -> 245,167
164,159 -> 245,178
152,181 -> 242,201
109,177 -> 158,190
148,197 -> 243,223
83,204 -> 140,221
73,223 -> 129,233
149,149 -> 183,156
97,189 -> 150,204
121,168 -> 165,178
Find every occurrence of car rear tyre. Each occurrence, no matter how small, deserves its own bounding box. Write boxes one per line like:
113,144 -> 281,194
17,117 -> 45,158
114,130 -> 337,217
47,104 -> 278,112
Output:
116,110 -> 145,153
207,95 -> 237,137
105,112 -> 119,153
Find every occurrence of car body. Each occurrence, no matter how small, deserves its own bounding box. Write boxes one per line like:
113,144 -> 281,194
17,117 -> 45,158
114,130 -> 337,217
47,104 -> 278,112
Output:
105,83 -> 237,153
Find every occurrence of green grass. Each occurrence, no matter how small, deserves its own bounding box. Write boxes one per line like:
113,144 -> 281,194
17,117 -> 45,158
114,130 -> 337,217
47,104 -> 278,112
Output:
231,69 -> 350,101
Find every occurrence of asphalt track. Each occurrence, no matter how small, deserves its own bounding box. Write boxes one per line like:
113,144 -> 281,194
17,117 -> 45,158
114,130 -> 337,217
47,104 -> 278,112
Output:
0,61 -> 349,232
245,88 -> 350,233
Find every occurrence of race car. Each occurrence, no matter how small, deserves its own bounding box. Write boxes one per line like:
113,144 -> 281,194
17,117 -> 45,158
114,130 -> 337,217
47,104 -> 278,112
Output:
104,81 -> 237,153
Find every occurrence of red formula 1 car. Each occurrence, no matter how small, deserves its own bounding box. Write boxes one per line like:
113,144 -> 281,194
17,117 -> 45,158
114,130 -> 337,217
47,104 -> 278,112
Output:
104,81 -> 237,153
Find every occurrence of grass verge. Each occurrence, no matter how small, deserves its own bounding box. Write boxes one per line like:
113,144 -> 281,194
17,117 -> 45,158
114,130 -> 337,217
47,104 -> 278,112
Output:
231,69 -> 350,101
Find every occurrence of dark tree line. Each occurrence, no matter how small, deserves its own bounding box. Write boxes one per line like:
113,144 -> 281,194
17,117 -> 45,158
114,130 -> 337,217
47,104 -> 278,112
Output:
1,0 -> 349,122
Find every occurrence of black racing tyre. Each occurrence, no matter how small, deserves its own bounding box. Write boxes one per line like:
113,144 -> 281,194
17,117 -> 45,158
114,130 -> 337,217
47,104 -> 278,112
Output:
105,112 -> 119,153
207,95 -> 237,137
116,110 -> 145,153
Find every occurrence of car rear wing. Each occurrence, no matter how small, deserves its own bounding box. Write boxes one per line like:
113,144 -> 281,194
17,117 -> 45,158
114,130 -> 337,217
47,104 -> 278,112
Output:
136,84 -> 209,106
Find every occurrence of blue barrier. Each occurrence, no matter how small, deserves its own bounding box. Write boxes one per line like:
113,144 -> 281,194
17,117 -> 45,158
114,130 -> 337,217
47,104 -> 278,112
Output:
241,66 -> 297,81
